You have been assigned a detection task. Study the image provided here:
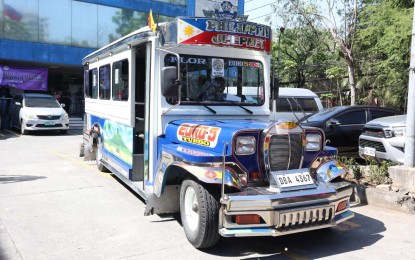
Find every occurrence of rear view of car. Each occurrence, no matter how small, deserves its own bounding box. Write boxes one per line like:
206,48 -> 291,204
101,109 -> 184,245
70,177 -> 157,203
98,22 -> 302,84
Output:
10,94 -> 69,135
359,115 -> 406,164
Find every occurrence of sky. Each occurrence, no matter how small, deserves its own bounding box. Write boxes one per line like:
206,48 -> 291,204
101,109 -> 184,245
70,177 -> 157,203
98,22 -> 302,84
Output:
244,0 -> 281,28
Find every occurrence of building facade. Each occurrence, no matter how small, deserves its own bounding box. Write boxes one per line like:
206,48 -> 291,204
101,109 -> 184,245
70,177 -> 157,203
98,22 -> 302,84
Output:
0,0 -> 244,113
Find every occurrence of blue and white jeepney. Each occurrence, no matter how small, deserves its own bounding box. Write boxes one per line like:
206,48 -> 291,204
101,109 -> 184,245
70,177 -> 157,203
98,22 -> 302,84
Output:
81,8 -> 354,249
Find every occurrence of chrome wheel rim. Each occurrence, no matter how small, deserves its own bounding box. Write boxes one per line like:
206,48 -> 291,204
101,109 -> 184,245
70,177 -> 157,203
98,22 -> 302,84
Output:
184,186 -> 199,232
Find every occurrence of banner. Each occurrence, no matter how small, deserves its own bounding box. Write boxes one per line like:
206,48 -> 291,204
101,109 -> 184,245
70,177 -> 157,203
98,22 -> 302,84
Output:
0,65 -> 48,91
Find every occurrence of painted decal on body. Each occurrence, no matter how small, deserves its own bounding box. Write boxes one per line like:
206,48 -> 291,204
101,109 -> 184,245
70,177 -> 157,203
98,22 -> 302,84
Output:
177,123 -> 221,148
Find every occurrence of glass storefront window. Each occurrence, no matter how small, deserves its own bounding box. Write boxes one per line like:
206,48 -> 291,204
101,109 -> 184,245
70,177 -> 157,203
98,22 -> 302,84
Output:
4,0 -> 39,42
72,1 -> 98,48
98,5 -> 122,48
153,0 -> 186,6
39,0 -> 71,45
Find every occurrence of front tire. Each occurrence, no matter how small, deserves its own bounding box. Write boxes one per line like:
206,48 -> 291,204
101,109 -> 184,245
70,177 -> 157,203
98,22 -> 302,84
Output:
20,120 -> 28,135
180,179 -> 220,249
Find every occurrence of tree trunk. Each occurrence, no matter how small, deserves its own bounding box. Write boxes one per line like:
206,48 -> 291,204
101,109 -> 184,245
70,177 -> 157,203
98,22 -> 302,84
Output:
347,62 -> 356,105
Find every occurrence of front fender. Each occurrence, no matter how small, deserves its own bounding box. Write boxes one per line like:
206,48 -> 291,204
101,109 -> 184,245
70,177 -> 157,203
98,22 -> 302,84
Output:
153,146 -> 242,197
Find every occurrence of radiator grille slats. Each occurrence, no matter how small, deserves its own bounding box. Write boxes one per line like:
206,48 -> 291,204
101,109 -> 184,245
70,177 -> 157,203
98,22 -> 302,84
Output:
278,206 -> 334,228
37,115 -> 61,120
269,134 -> 302,171
359,139 -> 386,152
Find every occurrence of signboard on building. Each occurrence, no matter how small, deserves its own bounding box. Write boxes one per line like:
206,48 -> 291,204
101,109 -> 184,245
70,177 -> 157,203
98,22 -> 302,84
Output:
195,0 -> 239,17
0,65 -> 48,91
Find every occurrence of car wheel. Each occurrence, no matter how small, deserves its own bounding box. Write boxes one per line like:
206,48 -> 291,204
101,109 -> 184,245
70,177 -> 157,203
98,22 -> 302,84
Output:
20,120 -> 28,135
180,179 -> 220,249
95,145 -> 109,172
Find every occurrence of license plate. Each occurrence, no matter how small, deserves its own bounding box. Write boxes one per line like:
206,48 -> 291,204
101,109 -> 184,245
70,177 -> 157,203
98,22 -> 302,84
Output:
276,172 -> 314,188
364,147 -> 376,157
45,121 -> 55,126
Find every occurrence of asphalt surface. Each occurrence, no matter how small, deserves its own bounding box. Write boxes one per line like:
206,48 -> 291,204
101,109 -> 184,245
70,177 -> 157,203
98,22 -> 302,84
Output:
1,128 -> 415,260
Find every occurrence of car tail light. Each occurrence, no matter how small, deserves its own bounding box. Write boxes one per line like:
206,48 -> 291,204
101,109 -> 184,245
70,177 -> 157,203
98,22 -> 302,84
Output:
235,214 -> 261,224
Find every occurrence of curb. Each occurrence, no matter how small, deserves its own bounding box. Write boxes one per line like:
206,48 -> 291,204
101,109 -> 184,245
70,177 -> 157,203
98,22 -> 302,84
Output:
351,184 -> 415,214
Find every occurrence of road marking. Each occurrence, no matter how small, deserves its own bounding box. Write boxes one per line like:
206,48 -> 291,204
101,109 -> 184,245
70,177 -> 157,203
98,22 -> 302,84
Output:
47,148 -> 112,179
332,220 -> 361,231
5,129 -> 20,137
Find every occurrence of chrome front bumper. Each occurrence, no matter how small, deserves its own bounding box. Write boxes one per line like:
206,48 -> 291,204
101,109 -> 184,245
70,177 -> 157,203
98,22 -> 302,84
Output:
219,182 -> 354,237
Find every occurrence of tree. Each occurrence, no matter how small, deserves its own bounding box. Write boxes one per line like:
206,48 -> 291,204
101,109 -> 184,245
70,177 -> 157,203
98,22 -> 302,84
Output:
272,0 -> 360,105
355,0 -> 413,109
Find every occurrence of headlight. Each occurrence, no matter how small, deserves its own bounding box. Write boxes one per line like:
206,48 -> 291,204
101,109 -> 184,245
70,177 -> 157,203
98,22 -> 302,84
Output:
392,127 -> 406,137
25,113 -> 37,119
62,113 -> 69,119
235,136 -> 256,155
305,134 -> 321,151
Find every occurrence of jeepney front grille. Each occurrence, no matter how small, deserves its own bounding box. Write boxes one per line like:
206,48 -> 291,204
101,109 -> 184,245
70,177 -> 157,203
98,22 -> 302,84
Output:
277,205 -> 334,229
268,134 -> 302,171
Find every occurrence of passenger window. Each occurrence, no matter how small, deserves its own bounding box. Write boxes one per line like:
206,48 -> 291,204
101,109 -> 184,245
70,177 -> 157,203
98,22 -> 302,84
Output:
90,69 -> 98,99
112,59 -> 129,101
84,68 -> 90,98
336,111 -> 366,125
371,110 -> 394,120
295,98 -> 318,112
99,65 -> 111,100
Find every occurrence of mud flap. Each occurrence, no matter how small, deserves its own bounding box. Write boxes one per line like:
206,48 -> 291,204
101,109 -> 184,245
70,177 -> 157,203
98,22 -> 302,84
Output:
144,185 -> 180,216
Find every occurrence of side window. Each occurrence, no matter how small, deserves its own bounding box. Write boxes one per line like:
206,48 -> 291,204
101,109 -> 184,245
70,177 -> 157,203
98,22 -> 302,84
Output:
112,59 -> 129,101
90,69 -> 98,99
371,110 -> 395,120
99,64 -> 111,100
336,110 -> 366,125
276,98 -> 291,112
84,68 -> 90,98
295,98 -> 318,112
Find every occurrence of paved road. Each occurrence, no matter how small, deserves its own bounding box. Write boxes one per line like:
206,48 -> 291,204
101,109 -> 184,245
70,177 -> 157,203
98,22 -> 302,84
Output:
1,129 -> 415,260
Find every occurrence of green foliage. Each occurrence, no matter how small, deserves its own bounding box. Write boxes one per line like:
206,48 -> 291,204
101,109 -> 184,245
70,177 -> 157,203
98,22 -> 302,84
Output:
337,156 -> 363,180
355,0 -> 413,108
365,158 -> 395,185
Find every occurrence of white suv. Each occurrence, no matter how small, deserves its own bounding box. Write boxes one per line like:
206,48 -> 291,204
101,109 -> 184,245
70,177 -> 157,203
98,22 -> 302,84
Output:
10,93 -> 69,135
358,115 -> 406,164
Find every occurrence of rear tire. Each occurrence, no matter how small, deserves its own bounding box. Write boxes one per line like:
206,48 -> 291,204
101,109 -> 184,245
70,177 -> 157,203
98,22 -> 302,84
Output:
95,145 -> 109,172
180,179 -> 220,249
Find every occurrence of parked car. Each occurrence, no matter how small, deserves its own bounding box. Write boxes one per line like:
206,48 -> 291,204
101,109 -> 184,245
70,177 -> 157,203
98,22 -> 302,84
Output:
299,106 -> 402,157
271,87 -> 323,121
359,115 -> 406,164
10,93 -> 69,135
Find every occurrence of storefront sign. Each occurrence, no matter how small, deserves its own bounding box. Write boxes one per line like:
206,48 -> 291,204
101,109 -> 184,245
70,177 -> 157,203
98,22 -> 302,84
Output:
0,65 -> 48,91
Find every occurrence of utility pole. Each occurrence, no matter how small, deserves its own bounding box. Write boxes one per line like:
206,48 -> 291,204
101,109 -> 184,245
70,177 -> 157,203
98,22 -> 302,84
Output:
404,5 -> 415,167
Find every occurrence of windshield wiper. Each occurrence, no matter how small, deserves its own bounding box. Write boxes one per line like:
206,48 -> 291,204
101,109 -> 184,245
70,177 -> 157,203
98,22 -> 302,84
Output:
187,98 -> 216,114
224,100 -> 253,114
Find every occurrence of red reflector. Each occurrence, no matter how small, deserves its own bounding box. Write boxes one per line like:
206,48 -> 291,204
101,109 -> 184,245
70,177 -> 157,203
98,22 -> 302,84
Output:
235,214 -> 261,224
251,172 -> 261,181
336,200 -> 348,212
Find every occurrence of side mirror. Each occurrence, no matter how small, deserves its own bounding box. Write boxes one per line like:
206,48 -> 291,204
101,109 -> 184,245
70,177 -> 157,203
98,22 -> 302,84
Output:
15,101 -> 22,106
161,66 -> 178,97
61,103 -> 66,108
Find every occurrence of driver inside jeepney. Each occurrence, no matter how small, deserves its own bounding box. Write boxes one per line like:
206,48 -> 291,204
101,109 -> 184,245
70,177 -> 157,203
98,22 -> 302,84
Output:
164,54 -> 265,105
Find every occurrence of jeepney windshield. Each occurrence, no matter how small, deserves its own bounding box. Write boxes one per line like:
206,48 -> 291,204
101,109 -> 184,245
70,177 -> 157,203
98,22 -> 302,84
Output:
164,54 -> 265,105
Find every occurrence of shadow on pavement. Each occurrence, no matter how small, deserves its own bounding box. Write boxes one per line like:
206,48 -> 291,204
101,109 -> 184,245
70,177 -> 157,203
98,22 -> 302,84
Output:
0,175 -> 47,184
199,212 -> 384,259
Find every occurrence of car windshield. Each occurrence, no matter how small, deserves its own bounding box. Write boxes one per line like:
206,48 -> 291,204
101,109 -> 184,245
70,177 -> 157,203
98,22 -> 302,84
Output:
25,97 -> 61,108
164,54 -> 264,105
299,106 -> 346,122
